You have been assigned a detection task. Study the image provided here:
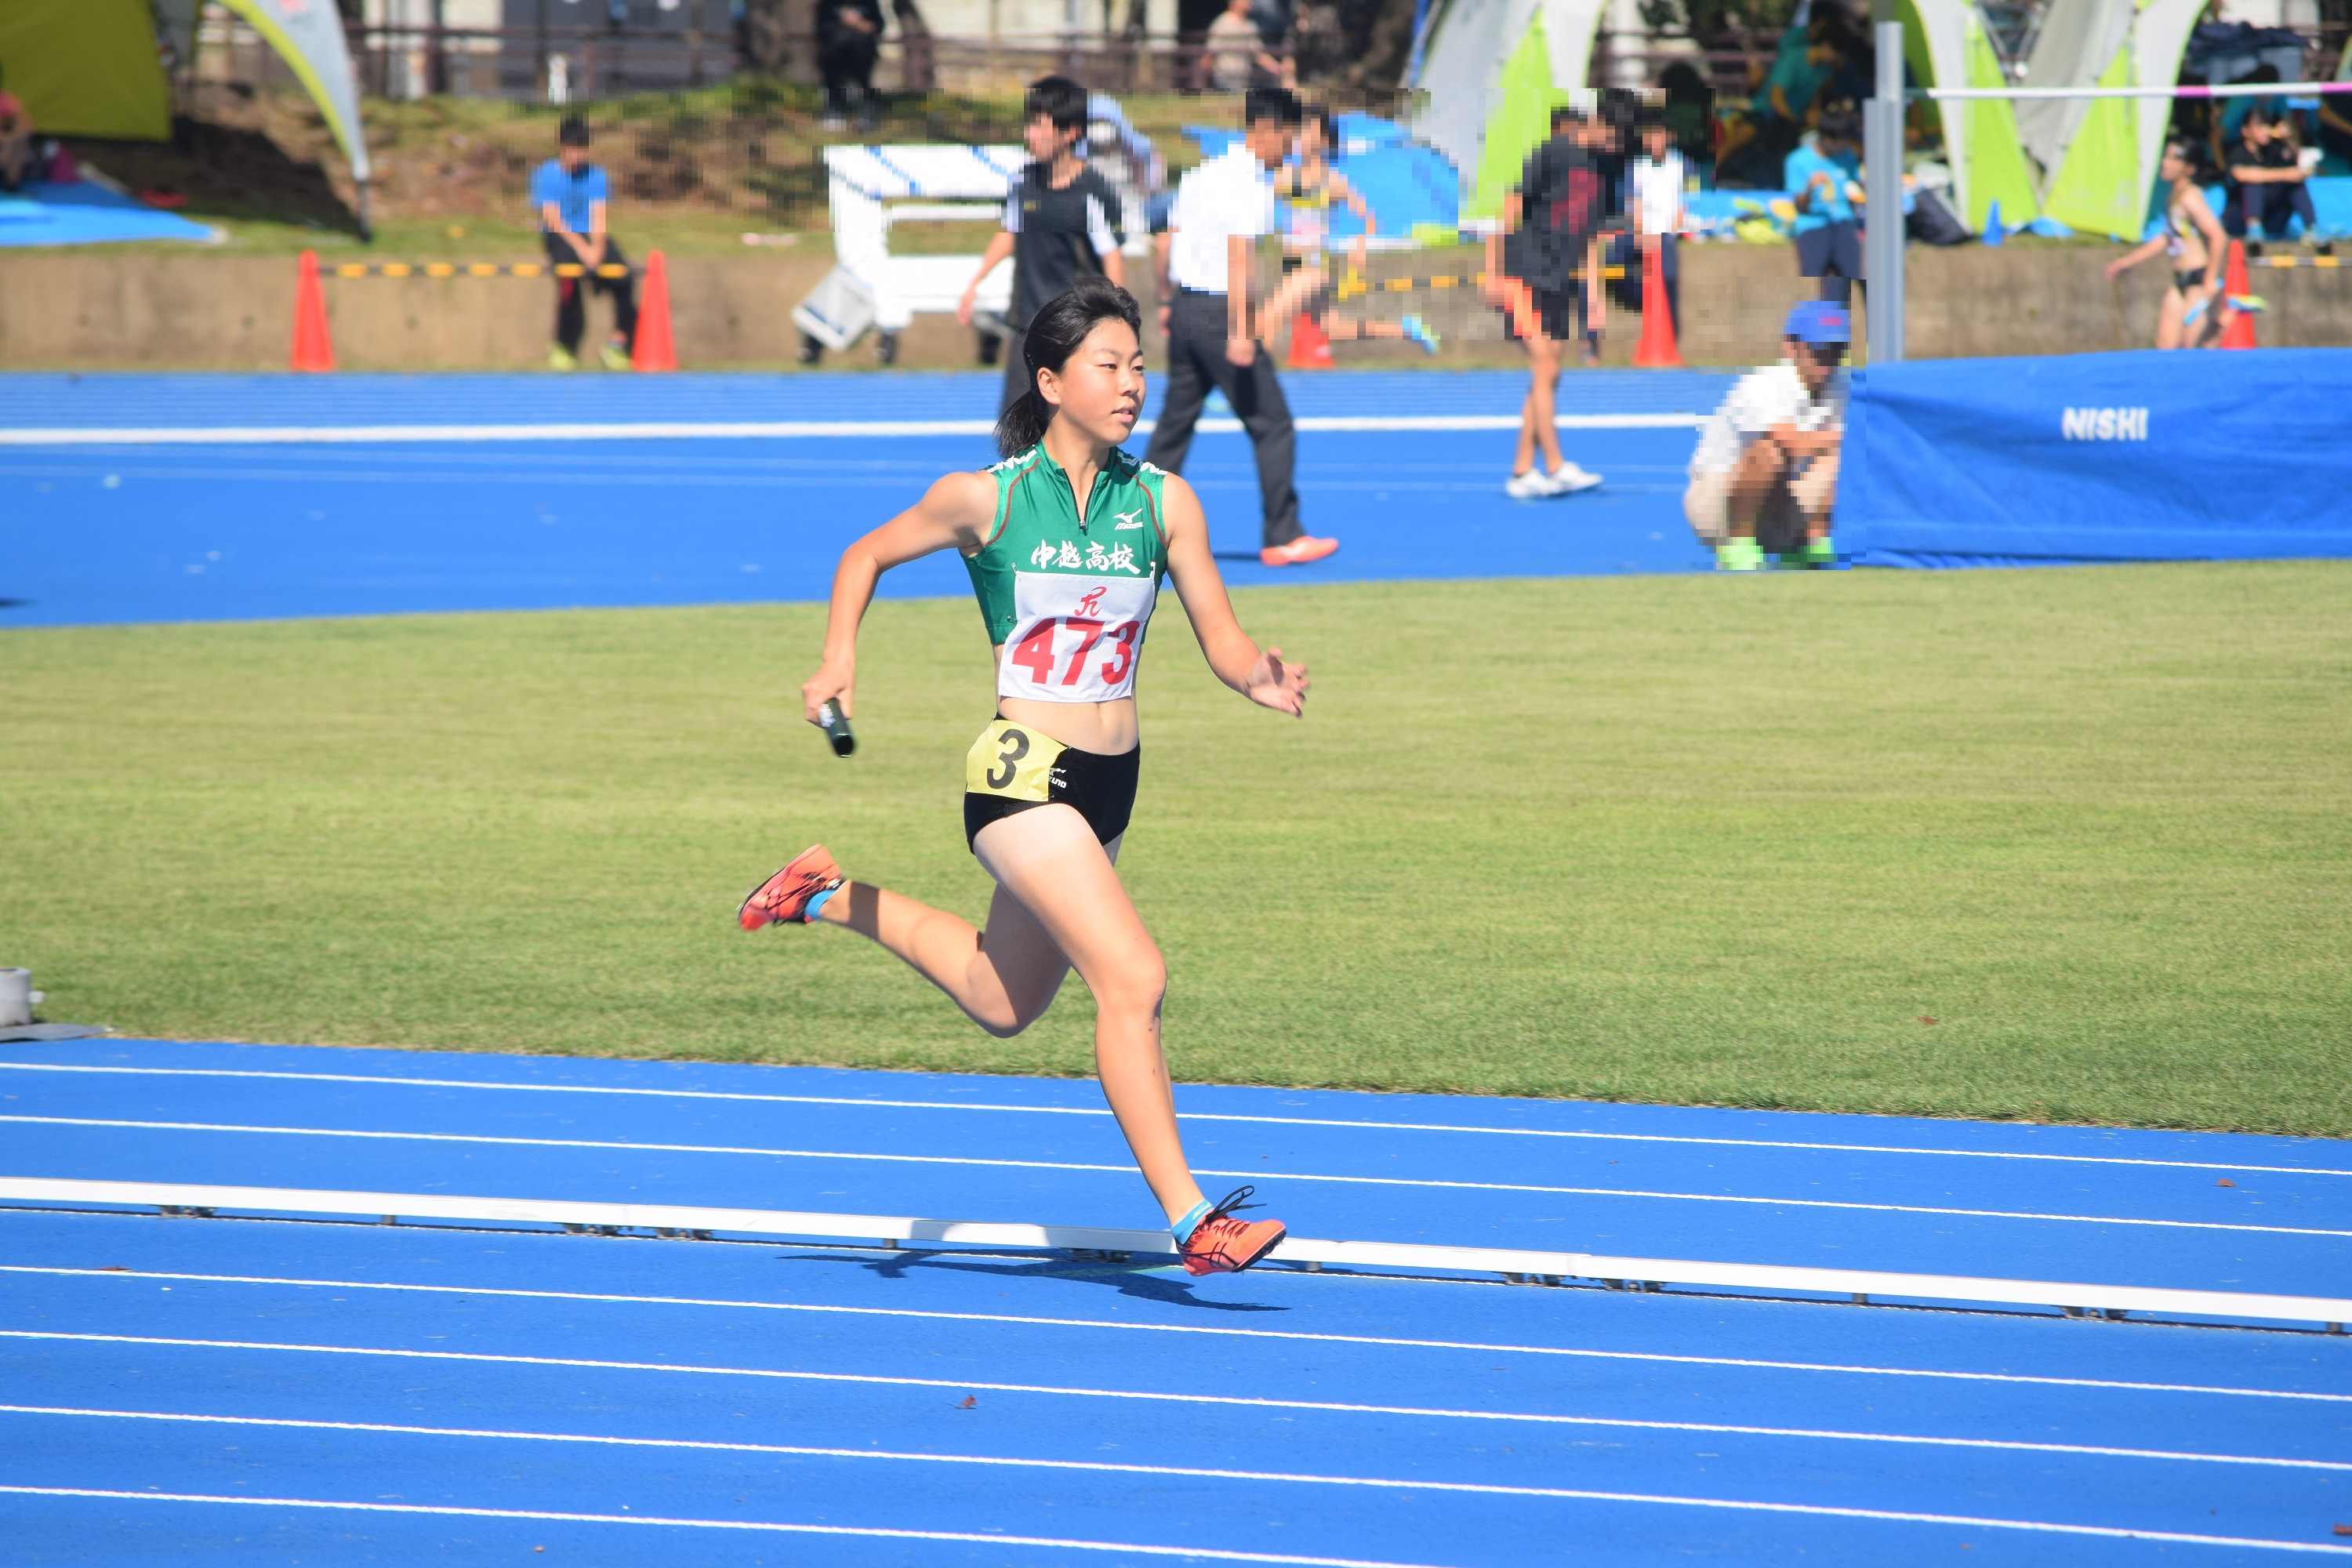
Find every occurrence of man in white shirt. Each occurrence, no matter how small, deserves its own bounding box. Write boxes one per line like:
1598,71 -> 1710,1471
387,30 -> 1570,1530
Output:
1684,300 -> 1849,571
1145,86 -> 1338,568
1627,111 -> 1683,336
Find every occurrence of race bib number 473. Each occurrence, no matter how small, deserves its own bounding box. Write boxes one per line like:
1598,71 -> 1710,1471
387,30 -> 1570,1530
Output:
996,572 -> 1156,702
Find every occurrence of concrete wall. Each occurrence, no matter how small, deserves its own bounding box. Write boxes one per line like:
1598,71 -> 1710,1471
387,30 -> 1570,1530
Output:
2,242 -> 2345,372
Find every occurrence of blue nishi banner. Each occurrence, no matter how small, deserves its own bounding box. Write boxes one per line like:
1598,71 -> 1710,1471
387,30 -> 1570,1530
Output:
1841,348 -> 2352,568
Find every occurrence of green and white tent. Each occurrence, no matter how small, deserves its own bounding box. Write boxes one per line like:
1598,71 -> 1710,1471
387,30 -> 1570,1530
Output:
2024,0 -> 2206,239
1892,0 -> 2043,230
154,0 -> 373,191
0,0 -> 174,141
1408,0 -> 1607,220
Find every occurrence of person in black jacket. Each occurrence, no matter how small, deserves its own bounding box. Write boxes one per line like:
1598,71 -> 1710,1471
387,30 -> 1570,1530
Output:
818,0 -> 884,131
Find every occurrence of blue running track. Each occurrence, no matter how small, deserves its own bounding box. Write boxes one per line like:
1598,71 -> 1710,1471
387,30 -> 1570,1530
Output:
0,372 -> 1735,627
3,1039 -> 2348,1564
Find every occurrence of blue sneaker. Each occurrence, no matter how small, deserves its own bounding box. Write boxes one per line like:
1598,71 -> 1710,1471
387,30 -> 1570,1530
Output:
1401,314 -> 1440,356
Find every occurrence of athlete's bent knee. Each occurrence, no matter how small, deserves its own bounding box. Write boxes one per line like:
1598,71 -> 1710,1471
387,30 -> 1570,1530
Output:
1091,948 -> 1167,1019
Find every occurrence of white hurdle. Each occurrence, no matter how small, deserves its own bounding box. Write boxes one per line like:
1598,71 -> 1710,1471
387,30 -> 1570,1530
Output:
3,1177 -> 2346,1331
792,143 -> 1026,365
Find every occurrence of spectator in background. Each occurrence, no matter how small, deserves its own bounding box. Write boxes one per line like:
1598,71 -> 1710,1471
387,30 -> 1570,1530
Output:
958,76 -> 1127,413
1657,61 -> 1716,181
1684,299 -> 1849,572
1248,0 -> 1298,85
2105,140 -> 2234,349
1206,0 -> 1274,92
1595,86 -> 1642,224
532,117 -> 637,372
1485,101 -> 1610,498
1787,107 -> 1864,305
0,64 -> 34,191
1147,86 -> 1338,566
2227,109 -> 2327,256
1624,109 -> 1685,336
818,0 -> 884,132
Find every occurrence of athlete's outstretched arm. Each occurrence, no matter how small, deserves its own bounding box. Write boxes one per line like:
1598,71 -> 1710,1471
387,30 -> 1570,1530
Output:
1158,472 -> 1309,717
800,470 -> 996,724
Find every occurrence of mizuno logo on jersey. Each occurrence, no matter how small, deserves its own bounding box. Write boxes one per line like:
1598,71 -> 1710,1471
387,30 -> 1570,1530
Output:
1113,509 -> 1145,530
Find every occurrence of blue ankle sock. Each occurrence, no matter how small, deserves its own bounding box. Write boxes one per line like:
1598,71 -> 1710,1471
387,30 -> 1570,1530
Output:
1170,1200 -> 1212,1245
802,885 -> 841,924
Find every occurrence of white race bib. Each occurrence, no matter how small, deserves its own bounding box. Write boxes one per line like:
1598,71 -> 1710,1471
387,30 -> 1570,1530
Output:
996,572 -> 1158,703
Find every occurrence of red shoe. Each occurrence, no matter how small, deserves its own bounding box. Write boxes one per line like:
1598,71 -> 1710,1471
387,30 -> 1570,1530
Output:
738,844 -> 844,930
1258,535 -> 1339,567
1178,1186 -> 1287,1276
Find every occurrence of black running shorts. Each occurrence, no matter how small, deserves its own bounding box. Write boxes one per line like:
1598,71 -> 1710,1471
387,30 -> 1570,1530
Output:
962,717 -> 1139,851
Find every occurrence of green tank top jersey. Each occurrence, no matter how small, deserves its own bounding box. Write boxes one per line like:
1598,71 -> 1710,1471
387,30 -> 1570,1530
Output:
966,443 -> 1171,706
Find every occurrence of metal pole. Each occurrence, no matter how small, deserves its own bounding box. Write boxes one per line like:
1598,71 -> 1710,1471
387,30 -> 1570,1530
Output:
1864,19 -> 1904,365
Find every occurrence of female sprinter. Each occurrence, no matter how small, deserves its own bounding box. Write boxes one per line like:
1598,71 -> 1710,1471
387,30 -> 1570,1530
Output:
738,276 -> 1305,1277
1257,107 -> 1439,358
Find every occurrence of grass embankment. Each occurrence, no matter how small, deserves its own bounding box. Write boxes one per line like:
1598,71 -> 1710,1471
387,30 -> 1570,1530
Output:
3,562 -> 2347,1134
71,83 -> 1227,259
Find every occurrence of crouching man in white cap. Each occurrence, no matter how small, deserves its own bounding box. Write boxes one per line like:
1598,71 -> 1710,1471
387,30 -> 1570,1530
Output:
1684,299 -> 1849,571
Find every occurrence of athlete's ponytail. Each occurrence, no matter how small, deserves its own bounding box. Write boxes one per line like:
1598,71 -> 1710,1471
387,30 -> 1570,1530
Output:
993,275 -> 1144,458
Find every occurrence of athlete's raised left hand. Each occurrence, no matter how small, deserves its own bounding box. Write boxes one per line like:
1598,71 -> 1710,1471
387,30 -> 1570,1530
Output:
1243,645 -> 1308,717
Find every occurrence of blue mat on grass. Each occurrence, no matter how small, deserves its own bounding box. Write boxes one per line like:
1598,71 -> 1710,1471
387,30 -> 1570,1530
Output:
0,180 -> 220,247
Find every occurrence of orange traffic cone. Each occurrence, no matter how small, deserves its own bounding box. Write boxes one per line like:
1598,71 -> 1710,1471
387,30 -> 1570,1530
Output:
1287,310 -> 1333,369
2218,239 -> 2257,350
1631,241 -> 1682,368
630,248 -> 677,372
290,248 -> 335,372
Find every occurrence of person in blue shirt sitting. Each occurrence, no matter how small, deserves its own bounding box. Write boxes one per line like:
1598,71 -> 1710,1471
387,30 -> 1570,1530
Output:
530,117 -> 638,372
1784,107 -> 1864,306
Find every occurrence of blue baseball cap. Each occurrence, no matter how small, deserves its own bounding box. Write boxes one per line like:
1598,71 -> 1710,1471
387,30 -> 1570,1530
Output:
1784,300 -> 1851,346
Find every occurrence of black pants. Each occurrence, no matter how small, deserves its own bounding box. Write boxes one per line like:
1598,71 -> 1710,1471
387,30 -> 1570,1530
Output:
1143,289 -> 1301,549
820,35 -> 878,122
1795,219 -> 1864,307
543,232 -> 638,355
2227,181 -> 2319,242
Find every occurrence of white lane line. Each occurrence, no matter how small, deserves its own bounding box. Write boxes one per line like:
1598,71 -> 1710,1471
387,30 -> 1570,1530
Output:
7,1062 -> 2336,1180
0,413 -> 1703,446
4,1331 -> 2342,1470
6,1115 -> 2339,1238
2,1484 -> 2343,1557
0,1486 -> 1424,1566
12,1263 -> 2347,1404
2,1399 -> 2340,1476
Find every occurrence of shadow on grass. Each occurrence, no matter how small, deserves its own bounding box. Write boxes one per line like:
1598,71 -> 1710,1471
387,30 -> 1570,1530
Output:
67,114 -> 363,239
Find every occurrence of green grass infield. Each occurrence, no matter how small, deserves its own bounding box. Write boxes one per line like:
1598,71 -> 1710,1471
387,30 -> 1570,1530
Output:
4,561 -> 2347,1136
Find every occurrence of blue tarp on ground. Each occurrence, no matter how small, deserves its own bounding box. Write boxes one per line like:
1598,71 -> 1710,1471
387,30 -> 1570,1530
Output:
1184,122 -> 1459,241
1843,348 -> 2352,567
0,180 -> 220,247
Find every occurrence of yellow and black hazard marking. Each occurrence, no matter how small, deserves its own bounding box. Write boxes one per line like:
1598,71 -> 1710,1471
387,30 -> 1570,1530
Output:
1332,264 -> 1625,302
2251,254 -> 2343,269
329,261 -> 634,279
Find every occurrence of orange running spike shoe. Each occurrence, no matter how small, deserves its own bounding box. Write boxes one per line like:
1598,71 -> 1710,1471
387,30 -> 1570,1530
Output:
1178,1186 -> 1287,1276
738,845 -> 845,930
